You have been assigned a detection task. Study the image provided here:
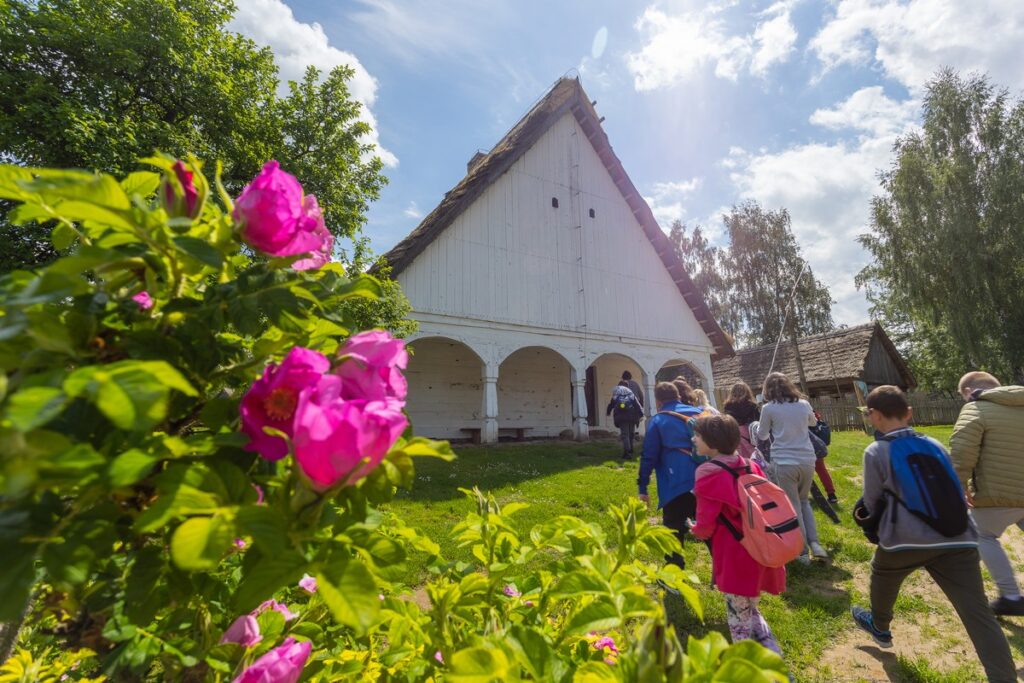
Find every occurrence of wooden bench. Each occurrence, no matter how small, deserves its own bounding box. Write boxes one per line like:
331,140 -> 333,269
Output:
459,427 -> 531,444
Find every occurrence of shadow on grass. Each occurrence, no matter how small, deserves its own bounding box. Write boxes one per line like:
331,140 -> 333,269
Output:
402,438 -> 629,503
777,561 -> 855,616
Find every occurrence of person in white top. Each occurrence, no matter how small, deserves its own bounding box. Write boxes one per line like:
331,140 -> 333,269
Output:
756,372 -> 829,562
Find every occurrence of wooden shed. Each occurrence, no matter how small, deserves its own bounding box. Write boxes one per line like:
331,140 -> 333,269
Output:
378,77 -> 733,442
711,322 -> 916,400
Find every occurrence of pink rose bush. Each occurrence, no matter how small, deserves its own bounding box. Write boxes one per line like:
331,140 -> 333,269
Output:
240,332 -> 409,489
233,638 -> 310,683
233,160 -> 333,269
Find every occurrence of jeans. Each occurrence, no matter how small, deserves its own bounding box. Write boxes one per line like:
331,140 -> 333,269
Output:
971,507 -> 1024,598
770,461 -> 820,551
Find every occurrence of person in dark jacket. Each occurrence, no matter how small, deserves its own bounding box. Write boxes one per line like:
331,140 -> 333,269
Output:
622,371 -> 644,409
638,382 -> 705,569
723,382 -> 760,426
606,381 -> 642,459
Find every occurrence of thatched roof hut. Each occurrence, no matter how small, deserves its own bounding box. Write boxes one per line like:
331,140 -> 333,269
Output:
712,322 -> 916,398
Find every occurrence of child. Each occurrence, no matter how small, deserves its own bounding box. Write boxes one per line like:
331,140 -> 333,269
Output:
690,414 -> 786,656
851,386 -> 1014,683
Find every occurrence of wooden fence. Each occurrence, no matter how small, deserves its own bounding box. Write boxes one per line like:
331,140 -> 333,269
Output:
712,390 -> 963,431
809,393 -> 963,431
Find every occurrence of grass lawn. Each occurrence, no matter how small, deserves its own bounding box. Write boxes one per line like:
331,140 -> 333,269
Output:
383,426 -> 1024,682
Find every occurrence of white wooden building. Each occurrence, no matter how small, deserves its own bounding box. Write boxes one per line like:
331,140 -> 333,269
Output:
379,78 -> 733,443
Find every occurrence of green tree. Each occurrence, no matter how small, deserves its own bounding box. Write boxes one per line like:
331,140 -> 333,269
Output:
667,220 -> 739,340
720,201 -> 834,349
857,69 -> 1024,385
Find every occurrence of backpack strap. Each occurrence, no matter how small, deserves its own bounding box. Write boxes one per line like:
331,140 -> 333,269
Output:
705,457 -> 751,542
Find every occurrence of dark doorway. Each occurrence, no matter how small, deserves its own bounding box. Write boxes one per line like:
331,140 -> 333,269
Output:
585,366 -> 598,426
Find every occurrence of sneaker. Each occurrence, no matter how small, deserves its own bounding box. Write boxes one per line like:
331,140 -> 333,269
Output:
827,493 -> 839,504
991,596 -> 1024,616
851,606 -> 892,648
809,541 -> 830,560
793,554 -> 811,566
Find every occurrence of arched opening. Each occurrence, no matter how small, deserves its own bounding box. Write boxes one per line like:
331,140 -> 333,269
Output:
657,359 -> 707,391
497,346 -> 573,438
585,352 -> 644,432
405,336 -> 484,440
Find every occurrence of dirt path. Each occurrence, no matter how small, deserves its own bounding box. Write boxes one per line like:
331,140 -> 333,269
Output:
809,525 -> 1024,682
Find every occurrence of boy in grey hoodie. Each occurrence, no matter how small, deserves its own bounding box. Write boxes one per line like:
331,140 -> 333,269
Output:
850,386 -> 1015,683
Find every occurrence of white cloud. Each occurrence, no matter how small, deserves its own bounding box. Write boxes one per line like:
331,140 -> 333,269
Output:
809,86 -> 918,137
626,2 -> 798,90
810,0 -> 1024,92
403,201 -> 423,219
229,0 -> 397,166
753,2 -> 798,76
644,177 -> 703,229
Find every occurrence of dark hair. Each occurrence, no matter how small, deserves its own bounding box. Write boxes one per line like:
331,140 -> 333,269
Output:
617,380 -> 628,387
654,381 -> 680,404
692,414 -> 741,455
762,372 -> 801,403
622,370 -> 633,381
866,385 -> 910,419
672,377 -> 698,406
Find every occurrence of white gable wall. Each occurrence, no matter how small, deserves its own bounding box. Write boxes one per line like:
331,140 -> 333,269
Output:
398,112 -> 711,349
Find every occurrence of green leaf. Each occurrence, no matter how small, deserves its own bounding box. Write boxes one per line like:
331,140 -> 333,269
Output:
125,546 -> 165,625
4,386 -> 67,431
236,505 -> 289,554
0,510 -> 38,622
720,641 -> 788,674
108,449 -> 158,487
506,625 -> 555,680
317,559 -> 380,635
173,236 -> 223,268
134,484 -> 221,532
232,550 -> 307,613
121,171 -> 161,197
711,658 -> 783,682
63,360 -> 196,431
170,514 -> 236,571
549,571 -> 609,599
448,647 -> 512,683
562,598 -> 620,638
687,632 -> 730,672
51,222 -> 78,250
573,662 -> 619,682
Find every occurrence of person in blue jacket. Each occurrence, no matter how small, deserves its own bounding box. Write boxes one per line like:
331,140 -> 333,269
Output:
638,381 -> 705,569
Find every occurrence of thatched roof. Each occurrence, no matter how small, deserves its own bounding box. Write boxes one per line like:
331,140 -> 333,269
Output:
712,322 -> 916,391
375,77 -> 733,361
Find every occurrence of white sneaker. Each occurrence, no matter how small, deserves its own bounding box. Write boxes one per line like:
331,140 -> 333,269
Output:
809,542 -> 829,559
794,554 -> 811,566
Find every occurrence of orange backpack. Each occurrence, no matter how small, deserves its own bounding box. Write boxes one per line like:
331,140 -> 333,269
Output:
706,458 -> 804,567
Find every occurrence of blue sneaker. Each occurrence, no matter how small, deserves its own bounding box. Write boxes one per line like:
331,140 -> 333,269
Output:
851,606 -> 892,648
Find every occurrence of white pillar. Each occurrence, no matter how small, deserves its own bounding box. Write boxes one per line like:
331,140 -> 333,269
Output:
642,368 -> 658,418
570,366 -> 589,441
481,362 -> 499,444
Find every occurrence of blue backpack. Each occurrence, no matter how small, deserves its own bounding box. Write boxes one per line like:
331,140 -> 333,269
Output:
883,431 -> 969,537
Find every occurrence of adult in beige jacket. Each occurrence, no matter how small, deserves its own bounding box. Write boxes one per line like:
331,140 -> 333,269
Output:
949,371 -> 1024,617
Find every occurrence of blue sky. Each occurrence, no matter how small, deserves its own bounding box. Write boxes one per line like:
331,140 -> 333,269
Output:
229,0 -> 1024,327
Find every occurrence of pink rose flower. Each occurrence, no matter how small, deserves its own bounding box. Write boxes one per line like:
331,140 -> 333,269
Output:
220,615 -> 262,648
290,196 -> 333,271
161,160 -> 201,219
503,585 -> 520,597
234,538 -> 247,550
592,637 -> 618,654
132,291 -> 154,311
233,637 -> 311,683
434,651 -> 444,665
233,161 -> 330,266
241,348 -> 330,461
254,599 -> 298,621
292,375 -> 407,489
298,573 -> 318,594
334,331 -> 409,402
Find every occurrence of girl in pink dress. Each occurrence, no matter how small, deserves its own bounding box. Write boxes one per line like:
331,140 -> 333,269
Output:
689,414 -> 787,655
